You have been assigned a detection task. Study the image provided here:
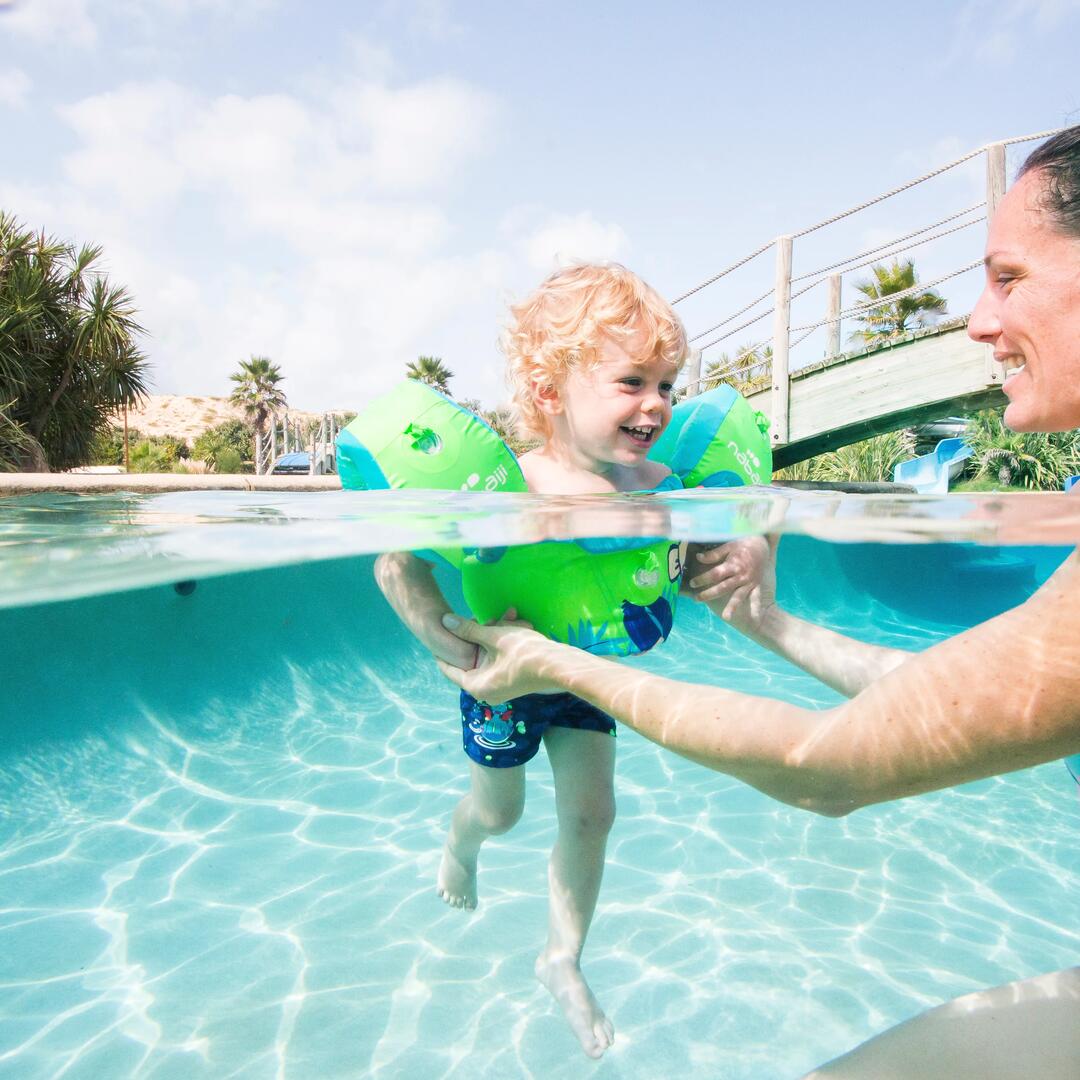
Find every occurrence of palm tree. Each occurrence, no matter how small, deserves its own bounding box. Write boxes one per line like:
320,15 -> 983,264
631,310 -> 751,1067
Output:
704,343 -> 772,395
0,210 -> 150,471
406,355 -> 454,394
229,355 -> 286,472
850,259 -> 947,345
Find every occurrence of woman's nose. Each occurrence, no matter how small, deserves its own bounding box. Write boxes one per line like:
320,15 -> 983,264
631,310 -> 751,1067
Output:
968,282 -> 1000,344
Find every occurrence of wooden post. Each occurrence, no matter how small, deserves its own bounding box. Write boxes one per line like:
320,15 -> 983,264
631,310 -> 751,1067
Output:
683,348 -> 702,398
770,235 -> 792,445
825,274 -> 842,359
986,142 -> 1006,222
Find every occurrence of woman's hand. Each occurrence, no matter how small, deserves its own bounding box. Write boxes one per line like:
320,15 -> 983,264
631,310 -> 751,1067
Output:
436,613 -> 567,700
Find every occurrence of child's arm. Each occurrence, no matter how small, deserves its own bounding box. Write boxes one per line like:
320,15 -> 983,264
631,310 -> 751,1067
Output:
684,535 -> 775,620
375,551 -> 479,670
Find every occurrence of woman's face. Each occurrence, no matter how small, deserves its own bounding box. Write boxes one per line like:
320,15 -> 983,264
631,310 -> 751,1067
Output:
969,170 -> 1080,432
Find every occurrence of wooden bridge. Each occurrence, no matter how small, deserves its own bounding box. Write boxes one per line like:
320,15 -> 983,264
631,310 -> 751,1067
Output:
745,319 -> 1005,468
674,129 -> 1064,469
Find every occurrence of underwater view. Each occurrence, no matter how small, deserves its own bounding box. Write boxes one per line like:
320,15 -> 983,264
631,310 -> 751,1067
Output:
0,489 -> 1078,1079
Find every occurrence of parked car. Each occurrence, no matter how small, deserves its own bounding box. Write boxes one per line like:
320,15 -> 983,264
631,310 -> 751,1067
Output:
270,451 -> 311,475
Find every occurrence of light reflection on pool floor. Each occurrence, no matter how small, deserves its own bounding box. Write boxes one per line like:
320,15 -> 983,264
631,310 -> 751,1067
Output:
0,549 -> 1077,1079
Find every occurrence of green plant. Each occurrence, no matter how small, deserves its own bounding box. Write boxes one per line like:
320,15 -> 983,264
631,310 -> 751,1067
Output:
0,210 -> 150,471
772,458 -> 814,482
193,419 -> 253,469
705,344 -> 772,395
777,430 -> 915,484
965,408 -> 1080,490
849,259 -> 947,345
127,439 -> 173,473
87,425 -> 135,465
406,355 -> 454,394
213,447 -> 244,474
229,355 -> 286,468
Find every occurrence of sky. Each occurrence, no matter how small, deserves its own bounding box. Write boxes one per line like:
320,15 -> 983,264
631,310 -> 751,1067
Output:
1,0 -> 1078,413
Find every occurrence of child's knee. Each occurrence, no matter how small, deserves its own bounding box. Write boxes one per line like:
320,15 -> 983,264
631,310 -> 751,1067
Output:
559,796 -> 616,839
475,794 -> 525,835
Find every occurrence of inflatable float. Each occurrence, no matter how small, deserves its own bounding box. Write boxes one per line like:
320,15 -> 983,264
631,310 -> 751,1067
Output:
337,380 -> 770,657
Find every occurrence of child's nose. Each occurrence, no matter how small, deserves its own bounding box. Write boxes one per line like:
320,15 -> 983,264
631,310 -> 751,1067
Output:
642,387 -> 665,413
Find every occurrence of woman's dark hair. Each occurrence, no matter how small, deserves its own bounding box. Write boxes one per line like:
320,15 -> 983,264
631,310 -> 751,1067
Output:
1018,124 -> 1080,237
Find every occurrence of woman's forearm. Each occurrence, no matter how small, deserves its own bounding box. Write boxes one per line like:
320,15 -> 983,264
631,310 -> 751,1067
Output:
446,554 -> 1080,815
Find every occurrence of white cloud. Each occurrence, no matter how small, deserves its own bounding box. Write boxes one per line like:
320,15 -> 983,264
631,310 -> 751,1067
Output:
3,0 -> 97,47
516,211 -> 630,272
0,67 -> 31,108
2,0 -> 277,48
951,0 -> 1080,64
30,69 -> 511,407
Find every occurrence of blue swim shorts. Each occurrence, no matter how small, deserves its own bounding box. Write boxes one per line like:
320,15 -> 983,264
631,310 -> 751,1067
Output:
460,690 -> 616,768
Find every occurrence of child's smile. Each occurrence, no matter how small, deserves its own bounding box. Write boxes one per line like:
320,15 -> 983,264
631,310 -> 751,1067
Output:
546,327 -> 678,477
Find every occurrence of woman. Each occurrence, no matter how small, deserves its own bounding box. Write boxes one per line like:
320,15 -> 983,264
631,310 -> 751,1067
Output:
439,127 -> 1080,1077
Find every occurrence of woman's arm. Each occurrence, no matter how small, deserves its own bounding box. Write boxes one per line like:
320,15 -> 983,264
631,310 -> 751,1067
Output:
440,552 -> 1080,815
689,539 -> 910,697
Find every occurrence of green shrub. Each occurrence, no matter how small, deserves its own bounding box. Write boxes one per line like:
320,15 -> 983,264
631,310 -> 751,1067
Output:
87,426 -> 134,465
193,420 -> 253,470
775,430 -> 914,484
128,439 -> 173,472
214,448 -> 244,474
965,409 -> 1080,490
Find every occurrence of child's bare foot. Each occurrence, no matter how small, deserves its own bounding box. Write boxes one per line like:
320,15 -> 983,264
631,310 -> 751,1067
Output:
535,952 -> 614,1059
436,840 -> 477,910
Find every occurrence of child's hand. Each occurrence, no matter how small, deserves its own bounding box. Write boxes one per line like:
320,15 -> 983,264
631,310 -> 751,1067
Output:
687,535 -> 775,625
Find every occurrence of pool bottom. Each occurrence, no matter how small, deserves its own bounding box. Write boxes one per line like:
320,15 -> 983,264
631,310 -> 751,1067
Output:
0,545 -> 1077,1079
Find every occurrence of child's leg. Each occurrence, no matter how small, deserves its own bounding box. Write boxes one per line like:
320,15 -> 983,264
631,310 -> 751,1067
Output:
437,759 -> 525,910
536,726 -> 617,1059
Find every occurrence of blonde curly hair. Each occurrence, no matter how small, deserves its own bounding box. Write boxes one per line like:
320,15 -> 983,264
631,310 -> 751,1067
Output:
503,263 -> 688,441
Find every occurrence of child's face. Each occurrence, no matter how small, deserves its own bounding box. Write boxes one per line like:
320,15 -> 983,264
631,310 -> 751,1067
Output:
549,327 -> 678,474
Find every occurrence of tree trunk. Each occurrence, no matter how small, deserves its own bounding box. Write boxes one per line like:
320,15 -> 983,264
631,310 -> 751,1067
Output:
19,436 -> 50,473
255,428 -> 263,474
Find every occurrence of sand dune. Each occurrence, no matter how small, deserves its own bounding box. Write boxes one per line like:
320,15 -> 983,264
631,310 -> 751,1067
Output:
118,395 -> 330,444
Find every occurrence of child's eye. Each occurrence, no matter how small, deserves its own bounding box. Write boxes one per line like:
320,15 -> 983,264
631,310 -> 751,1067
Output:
621,377 -> 643,388
660,382 -> 674,394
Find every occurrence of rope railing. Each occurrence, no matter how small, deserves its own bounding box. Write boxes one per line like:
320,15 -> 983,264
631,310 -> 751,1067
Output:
787,260 -> 982,337
789,202 -> 985,282
682,258 -> 983,396
674,126 -> 1063,307
688,284 -> 775,343
670,239 -> 775,304
692,209 -> 986,350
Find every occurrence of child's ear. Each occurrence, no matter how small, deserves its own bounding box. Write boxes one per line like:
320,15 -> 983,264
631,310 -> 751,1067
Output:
531,376 -> 563,417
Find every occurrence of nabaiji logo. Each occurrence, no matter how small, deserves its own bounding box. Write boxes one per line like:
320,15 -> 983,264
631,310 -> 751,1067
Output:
727,441 -> 763,484
461,463 -> 511,491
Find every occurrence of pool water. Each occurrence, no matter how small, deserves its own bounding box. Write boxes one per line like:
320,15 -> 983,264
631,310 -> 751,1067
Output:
0,491 -> 1077,1078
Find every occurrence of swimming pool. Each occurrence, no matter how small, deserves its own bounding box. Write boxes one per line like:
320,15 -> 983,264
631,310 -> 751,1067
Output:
0,489 -> 1077,1078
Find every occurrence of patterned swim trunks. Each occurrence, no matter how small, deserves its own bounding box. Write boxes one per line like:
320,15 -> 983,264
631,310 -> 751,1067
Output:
460,690 -> 617,768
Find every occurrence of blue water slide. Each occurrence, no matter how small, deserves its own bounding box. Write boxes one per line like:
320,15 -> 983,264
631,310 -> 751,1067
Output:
893,437 -> 972,494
